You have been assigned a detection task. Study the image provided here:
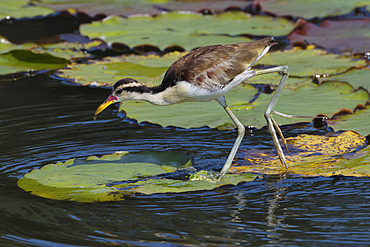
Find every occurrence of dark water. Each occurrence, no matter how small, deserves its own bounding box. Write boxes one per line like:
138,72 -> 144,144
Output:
1,75 -> 370,246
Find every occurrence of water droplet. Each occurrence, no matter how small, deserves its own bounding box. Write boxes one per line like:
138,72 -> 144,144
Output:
5,16 -> 13,24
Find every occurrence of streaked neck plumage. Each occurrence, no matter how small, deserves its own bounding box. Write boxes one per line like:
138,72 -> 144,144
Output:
116,83 -> 185,106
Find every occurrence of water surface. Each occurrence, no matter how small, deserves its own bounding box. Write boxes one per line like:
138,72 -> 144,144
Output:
1,75 -> 370,246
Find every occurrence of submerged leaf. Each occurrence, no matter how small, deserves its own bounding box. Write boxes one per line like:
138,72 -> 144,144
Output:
18,151 -> 257,202
232,131 -> 369,176
0,49 -> 69,75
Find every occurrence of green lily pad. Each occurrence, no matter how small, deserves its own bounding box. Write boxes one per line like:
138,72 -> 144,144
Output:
0,36 -> 32,54
55,52 -> 185,87
0,0 -> 54,20
33,0 -> 248,17
324,68 -> 370,91
326,104 -> 370,136
18,151 -> 257,202
119,172 -> 257,195
0,36 -> 99,60
216,47 -> 365,88
0,34 -> 106,61
258,47 -> 365,77
0,49 -> 69,75
55,46 -> 364,89
246,73 -> 312,90
55,51 -> 312,89
288,19 -> 370,53
80,12 -> 295,51
0,36 -> 102,76
232,131 -> 370,177
256,0 -> 370,19
267,81 -> 370,127
118,81 -> 369,129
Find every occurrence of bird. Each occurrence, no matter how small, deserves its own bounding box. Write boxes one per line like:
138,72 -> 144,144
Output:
94,37 -> 290,179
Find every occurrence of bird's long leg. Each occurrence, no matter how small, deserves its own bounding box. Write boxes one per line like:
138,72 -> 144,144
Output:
255,65 -> 290,169
274,111 -> 313,119
216,96 -> 245,180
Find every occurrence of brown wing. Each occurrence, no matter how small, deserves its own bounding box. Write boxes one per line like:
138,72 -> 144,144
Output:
160,37 -> 274,90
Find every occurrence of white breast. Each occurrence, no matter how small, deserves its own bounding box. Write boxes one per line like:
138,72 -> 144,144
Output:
154,69 -> 256,105
176,81 -> 227,102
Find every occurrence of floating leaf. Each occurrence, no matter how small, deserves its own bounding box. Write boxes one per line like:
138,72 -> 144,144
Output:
0,0 -> 54,19
119,81 -> 369,129
288,19 -> 370,53
0,50 -> 69,75
0,36 -> 34,54
324,68 -> 370,91
31,39 -> 106,60
258,47 -> 365,77
80,12 -> 295,51
18,151 -> 257,202
0,34 -> 106,61
326,104 -> 370,136
232,131 -> 370,176
235,47 -> 365,88
119,172 -> 257,195
246,73 -> 312,89
120,83 -> 257,129
270,81 -> 370,126
55,52 -> 185,86
255,0 -> 370,19
55,44 -> 365,89
33,0 -> 248,17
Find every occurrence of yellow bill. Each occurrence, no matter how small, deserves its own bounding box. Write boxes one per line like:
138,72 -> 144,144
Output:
93,95 -> 118,121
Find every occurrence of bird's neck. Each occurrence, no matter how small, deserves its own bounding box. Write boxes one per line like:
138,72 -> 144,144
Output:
128,84 -> 182,106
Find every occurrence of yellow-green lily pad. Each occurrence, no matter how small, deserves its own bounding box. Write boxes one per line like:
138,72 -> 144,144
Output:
80,12 -> 295,51
0,0 -> 54,20
232,130 -> 370,176
18,151 -> 257,202
31,39 -> 106,60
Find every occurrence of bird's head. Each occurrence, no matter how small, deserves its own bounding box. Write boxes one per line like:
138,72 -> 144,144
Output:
93,78 -> 147,120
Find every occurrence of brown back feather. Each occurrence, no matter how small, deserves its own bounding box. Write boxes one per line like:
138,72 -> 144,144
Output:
160,37 -> 273,90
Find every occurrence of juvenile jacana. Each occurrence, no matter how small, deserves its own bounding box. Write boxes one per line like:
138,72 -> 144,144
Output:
94,37 -> 289,179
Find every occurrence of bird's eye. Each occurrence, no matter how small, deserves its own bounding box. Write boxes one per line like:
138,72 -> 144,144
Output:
115,89 -> 123,95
